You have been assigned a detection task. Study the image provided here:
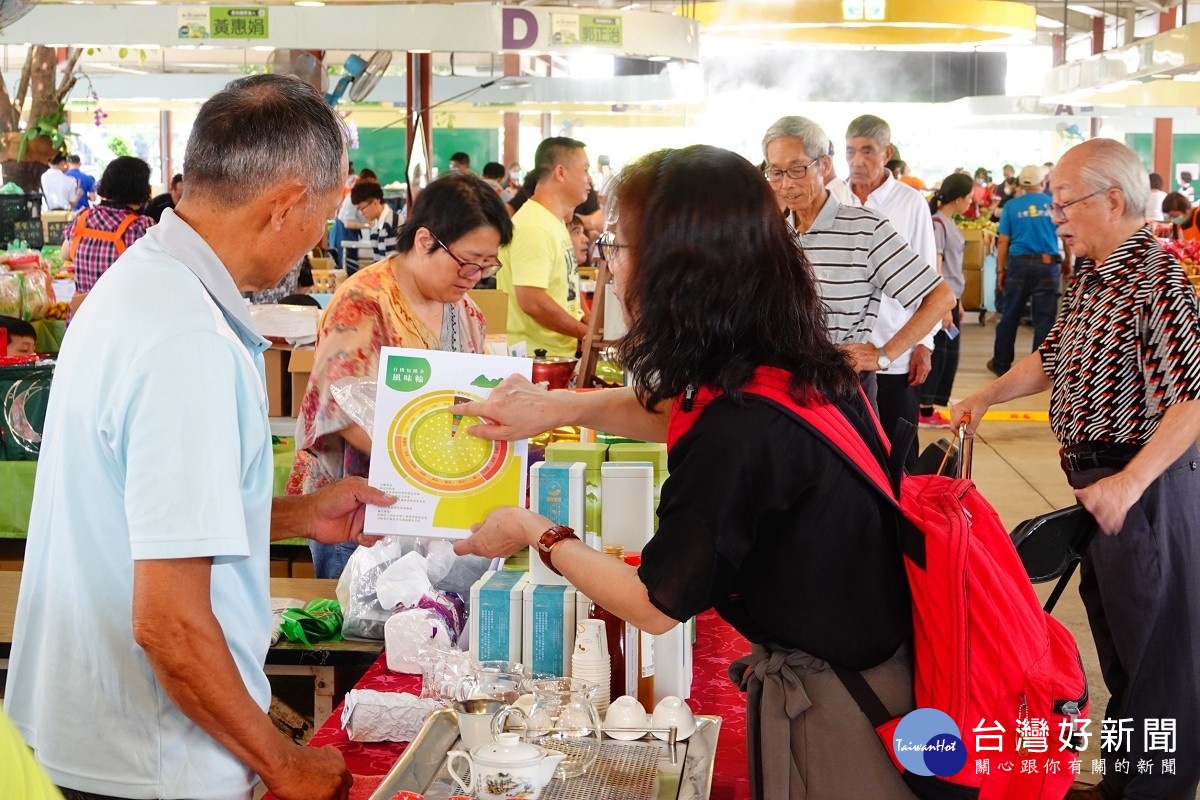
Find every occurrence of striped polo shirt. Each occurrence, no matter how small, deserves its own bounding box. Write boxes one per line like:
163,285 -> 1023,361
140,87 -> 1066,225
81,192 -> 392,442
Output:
795,192 -> 942,345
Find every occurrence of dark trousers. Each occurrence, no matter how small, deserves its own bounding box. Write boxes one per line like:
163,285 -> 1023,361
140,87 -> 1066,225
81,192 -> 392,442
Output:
877,373 -> 919,472
921,304 -> 961,408
992,253 -> 1060,372
1066,445 -> 1200,800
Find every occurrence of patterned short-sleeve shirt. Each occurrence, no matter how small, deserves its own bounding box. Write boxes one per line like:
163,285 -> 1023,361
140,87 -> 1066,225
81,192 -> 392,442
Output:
1038,226 -> 1200,447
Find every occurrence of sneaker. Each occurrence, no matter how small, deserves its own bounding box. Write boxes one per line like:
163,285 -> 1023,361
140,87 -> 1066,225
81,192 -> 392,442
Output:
919,409 -> 952,428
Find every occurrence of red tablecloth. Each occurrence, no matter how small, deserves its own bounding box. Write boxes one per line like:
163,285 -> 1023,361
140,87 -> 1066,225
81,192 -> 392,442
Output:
272,610 -> 751,800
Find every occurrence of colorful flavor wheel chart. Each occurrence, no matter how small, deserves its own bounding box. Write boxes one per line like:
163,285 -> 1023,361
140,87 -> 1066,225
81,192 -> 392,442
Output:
388,390 -> 509,495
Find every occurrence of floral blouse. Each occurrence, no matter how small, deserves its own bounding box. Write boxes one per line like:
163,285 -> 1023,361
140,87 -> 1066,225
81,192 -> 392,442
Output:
287,257 -> 487,496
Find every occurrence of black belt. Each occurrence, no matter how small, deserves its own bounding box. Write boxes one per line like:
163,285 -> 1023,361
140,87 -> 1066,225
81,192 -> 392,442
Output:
1059,442 -> 1141,473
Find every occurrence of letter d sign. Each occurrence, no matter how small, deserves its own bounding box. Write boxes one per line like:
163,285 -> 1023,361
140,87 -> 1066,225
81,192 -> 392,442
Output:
502,7 -> 538,49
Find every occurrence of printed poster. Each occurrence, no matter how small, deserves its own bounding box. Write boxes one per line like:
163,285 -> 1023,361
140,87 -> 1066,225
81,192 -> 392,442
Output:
365,347 -> 531,539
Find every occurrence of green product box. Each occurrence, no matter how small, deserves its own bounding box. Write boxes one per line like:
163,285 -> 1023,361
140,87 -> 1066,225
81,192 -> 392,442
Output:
544,442 -> 608,547
608,443 -> 668,530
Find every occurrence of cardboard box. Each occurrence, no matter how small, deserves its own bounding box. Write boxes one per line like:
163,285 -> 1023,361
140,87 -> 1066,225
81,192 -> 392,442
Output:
544,442 -> 608,548
529,462 -> 587,586
523,583 -> 576,677
270,557 -> 290,578
471,570 -> 528,662
264,346 -> 291,417
468,289 -> 508,335
288,347 -> 315,418
962,267 -> 984,311
961,228 -> 986,271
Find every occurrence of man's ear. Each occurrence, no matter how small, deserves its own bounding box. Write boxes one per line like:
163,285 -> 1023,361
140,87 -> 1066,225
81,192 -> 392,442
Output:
885,144 -> 894,162
267,182 -> 309,232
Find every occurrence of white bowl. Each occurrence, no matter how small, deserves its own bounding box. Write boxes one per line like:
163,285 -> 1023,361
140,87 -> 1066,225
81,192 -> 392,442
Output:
604,695 -> 649,740
651,696 -> 697,741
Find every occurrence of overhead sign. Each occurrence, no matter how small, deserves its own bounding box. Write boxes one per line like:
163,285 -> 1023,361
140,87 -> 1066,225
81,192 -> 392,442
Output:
550,14 -> 623,47
177,6 -> 270,40
7,4 -> 698,61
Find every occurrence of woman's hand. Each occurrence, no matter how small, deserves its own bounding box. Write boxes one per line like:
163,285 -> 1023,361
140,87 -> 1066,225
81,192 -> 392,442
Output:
453,506 -> 552,559
454,375 -> 566,440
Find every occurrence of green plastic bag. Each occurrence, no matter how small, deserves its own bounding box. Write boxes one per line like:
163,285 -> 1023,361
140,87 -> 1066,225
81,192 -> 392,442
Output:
279,599 -> 344,648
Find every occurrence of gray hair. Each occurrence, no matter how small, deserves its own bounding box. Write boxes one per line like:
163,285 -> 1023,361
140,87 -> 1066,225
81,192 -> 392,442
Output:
845,114 -> 891,148
1072,139 -> 1149,222
762,116 -> 831,162
183,74 -> 347,208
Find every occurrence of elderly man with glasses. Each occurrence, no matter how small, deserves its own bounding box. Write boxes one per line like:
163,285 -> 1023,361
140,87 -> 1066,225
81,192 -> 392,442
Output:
762,116 -> 953,408
954,138 -> 1200,800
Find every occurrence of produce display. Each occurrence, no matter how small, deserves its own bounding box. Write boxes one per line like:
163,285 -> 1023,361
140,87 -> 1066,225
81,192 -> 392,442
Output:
0,245 -> 72,322
954,215 -> 999,234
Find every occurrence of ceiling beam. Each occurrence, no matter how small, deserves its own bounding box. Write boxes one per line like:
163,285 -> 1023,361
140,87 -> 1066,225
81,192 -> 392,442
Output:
1028,3 -> 1100,33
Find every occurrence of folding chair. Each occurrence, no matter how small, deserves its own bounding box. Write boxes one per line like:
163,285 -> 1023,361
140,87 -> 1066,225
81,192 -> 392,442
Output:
1009,504 -> 1097,613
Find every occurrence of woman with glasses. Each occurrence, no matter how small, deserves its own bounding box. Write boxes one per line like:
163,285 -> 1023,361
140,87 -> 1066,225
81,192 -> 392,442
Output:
453,146 -> 917,799
288,173 -> 513,578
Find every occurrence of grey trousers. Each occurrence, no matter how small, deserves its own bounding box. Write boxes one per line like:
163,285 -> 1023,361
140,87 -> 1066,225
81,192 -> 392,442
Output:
729,642 -> 918,800
1067,445 -> 1200,800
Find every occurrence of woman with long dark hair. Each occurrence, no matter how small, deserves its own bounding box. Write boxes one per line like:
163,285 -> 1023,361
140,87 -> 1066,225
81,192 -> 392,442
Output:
454,145 -> 917,799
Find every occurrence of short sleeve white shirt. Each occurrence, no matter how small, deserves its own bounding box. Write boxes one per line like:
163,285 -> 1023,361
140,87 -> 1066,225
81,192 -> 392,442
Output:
849,173 -> 939,373
3,209 -> 274,800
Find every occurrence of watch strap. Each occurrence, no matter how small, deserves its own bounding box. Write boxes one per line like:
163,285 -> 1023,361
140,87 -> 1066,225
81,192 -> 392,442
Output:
536,525 -> 579,576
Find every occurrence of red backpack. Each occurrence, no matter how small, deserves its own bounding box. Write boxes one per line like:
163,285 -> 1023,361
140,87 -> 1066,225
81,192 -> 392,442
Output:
667,366 -> 1088,800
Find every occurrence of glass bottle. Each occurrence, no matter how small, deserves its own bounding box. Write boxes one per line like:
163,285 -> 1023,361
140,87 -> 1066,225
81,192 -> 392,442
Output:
623,552 -> 655,709
587,544 -> 627,698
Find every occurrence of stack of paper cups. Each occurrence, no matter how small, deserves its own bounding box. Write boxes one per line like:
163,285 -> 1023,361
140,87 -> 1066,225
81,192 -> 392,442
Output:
571,619 -> 611,716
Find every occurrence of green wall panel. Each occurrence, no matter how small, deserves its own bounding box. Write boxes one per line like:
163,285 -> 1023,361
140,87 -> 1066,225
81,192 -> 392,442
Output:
1127,133 -> 1200,191
349,127 -> 501,184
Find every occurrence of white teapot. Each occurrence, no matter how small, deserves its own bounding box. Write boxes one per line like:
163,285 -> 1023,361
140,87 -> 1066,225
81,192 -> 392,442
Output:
446,732 -> 566,800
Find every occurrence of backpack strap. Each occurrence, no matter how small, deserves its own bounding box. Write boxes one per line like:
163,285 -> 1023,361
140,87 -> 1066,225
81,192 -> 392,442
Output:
743,367 -> 926,569
745,367 -> 893,499
69,209 -> 137,261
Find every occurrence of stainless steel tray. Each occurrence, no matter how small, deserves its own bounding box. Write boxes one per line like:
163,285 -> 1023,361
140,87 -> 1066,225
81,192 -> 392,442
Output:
369,708 -> 722,800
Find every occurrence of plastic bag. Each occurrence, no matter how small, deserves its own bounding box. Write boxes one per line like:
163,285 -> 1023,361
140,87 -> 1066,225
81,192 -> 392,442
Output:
0,272 -> 21,318
329,376 -> 377,432
19,270 -> 51,321
336,536 -> 417,640
279,599 -> 344,648
385,608 -> 454,674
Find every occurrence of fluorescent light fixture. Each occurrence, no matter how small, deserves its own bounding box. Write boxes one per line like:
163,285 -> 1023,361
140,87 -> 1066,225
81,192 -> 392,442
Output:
294,1 -> 325,6
648,55 -> 672,62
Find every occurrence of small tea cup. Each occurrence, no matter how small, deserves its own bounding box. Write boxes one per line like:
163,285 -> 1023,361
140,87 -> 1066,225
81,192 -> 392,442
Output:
603,695 -> 648,740
651,696 -> 697,740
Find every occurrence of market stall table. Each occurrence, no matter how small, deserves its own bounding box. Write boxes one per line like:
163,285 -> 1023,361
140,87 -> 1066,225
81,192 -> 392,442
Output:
0,572 -> 378,728
265,609 -> 752,800
0,438 -> 297,539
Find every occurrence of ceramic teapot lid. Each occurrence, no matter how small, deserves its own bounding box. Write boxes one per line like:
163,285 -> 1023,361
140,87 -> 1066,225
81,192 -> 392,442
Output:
471,732 -> 544,766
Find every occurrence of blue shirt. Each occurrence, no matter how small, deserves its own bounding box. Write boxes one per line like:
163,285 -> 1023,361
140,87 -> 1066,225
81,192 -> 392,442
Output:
65,168 -> 95,210
3,209 -> 275,800
998,191 -> 1060,257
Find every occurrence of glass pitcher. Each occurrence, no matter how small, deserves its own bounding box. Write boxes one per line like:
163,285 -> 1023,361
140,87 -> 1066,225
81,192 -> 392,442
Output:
491,677 -> 601,779
452,660 -> 527,704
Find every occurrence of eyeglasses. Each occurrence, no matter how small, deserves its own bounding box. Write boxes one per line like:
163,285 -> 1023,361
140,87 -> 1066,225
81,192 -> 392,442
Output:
1050,187 -> 1117,221
594,232 -> 629,262
763,157 -> 821,184
432,234 -> 503,280
355,201 -> 376,214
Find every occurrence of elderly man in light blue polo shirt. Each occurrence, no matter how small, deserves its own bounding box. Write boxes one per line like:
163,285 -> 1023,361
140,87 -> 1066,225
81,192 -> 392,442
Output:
4,75 -> 394,800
